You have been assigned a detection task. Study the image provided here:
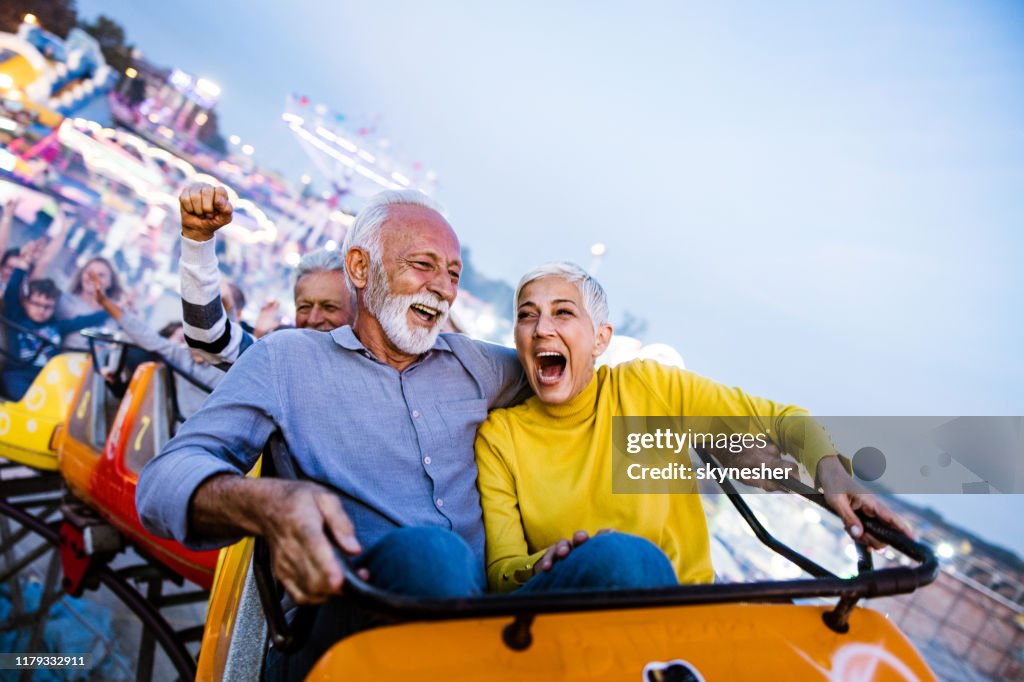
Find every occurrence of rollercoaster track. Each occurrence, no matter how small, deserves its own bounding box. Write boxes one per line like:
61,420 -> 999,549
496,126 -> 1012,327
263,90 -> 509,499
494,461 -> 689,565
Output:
0,494 -> 197,681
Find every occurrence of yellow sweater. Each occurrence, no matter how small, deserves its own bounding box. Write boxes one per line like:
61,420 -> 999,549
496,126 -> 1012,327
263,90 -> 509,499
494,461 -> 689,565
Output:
475,359 -> 838,593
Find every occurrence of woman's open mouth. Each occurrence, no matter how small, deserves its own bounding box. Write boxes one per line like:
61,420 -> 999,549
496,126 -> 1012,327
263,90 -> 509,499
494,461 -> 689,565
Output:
536,351 -> 567,385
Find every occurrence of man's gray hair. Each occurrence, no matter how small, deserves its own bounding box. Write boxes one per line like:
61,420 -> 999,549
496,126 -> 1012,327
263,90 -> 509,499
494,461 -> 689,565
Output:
341,190 -> 447,267
293,247 -> 345,288
514,261 -> 610,330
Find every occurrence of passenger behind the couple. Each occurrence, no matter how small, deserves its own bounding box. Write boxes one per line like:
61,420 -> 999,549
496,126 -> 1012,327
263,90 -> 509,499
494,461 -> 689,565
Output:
0,268 -> 108,400
475,262 -> 909,594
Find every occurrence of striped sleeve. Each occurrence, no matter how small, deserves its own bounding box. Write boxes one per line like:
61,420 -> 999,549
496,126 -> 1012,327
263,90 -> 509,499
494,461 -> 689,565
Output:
179,235 -> 249,366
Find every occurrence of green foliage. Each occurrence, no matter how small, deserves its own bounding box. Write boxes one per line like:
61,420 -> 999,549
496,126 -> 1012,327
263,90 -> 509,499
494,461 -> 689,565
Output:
77,14 -> 133,74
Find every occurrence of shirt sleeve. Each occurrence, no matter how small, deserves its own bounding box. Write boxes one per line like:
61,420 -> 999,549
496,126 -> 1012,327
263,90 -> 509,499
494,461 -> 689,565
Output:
55,310 -> 109,335
475,415 -> 546,593
116,311 -> 226,391
3,268 -> 25,319
135,338 -> 280,550
179,235 -> 249,366
471,339 -> 532,409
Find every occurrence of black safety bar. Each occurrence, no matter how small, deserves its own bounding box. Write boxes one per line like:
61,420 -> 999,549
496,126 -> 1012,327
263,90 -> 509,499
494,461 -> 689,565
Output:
81,328 -> 215,428
80,328 -> 215,394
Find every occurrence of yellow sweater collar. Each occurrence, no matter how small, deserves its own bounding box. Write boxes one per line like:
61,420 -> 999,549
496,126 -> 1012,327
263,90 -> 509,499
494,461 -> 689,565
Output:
535,366 -> 603,423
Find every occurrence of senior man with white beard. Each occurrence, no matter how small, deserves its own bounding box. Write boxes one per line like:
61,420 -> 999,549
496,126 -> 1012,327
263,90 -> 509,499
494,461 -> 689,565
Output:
136,189 -> 530,680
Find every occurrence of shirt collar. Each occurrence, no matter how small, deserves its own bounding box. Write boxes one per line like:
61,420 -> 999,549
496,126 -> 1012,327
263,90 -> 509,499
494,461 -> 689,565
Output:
330,325 -> 453,355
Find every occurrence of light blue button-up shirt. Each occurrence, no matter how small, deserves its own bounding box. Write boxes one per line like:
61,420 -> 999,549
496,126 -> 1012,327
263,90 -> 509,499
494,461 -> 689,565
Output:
136,325 -> 530,573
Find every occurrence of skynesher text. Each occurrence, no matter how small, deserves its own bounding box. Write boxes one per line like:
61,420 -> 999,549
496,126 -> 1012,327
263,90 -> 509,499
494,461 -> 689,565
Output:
626,462 -> 794,483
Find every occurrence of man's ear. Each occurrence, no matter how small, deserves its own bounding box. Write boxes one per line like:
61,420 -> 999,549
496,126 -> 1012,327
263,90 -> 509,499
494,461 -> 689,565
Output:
345,247 -> 371,290
593,323 -> 613,357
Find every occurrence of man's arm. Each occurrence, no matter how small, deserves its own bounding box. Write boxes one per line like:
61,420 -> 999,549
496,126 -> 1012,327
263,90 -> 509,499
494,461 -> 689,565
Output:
458,337 -> 532,409
190,474 -> 362,604
177,183 -> 251,366
134,339 -> 277,548
135,337 -> 361,604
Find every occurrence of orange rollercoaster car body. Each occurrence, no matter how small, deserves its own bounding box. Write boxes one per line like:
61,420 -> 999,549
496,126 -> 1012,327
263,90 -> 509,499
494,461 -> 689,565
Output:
308,603 -> 934,681
197,469 -> 939,682
58,358 -> 218,588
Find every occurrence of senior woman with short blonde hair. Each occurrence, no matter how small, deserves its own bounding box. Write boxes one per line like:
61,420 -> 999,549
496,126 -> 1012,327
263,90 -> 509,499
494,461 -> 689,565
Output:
475,262 -> 907,594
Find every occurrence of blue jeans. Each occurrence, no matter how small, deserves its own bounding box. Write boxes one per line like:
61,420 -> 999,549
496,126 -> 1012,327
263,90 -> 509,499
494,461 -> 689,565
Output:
518,533 -> 678,593
264,526 -> 483,681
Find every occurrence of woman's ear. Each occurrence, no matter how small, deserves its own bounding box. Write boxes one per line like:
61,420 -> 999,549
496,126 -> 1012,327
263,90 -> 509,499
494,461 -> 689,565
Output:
345,247 -> 371,290
593,323 -> 613,357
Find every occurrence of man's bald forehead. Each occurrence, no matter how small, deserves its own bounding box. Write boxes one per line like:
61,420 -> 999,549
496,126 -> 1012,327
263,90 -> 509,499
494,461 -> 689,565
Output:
380,204 -> 460,250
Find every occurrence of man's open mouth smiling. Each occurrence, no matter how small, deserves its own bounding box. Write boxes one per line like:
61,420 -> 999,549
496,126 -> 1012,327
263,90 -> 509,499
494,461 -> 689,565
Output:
410,302 -> 440,324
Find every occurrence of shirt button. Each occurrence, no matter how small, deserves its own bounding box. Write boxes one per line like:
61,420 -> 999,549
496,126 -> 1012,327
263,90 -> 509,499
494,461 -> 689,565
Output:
436,498 -> 444,508
423,456 -> 432,465
412,410 -> 421,418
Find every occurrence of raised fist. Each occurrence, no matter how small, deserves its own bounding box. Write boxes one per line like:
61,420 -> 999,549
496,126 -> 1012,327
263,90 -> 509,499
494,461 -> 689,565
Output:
179,183 -> 233,241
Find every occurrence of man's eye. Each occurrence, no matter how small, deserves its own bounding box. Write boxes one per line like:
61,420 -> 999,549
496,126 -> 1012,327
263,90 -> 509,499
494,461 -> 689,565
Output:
517,311 -> 532,320
556,309 -> 575,317
449,271 -> 461,281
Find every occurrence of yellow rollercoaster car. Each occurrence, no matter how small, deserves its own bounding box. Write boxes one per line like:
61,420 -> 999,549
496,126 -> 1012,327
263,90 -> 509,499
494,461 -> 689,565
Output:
0,347 -> 87,470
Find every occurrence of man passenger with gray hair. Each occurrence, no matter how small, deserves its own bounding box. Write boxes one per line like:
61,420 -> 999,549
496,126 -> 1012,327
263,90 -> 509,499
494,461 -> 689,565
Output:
176,183 -> 356,365
137,187 -> 530,680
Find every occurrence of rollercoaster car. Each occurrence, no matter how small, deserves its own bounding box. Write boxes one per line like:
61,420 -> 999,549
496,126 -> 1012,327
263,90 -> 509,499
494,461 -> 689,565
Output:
1,330 -> 220,680
57,340 -> 220,589
0,315 -> 87,470
197,451 -> 939,682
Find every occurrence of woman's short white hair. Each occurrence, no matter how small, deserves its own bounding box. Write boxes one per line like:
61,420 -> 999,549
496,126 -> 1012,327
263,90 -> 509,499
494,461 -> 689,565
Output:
514,261 -> 609,330
341,190 -> 447,266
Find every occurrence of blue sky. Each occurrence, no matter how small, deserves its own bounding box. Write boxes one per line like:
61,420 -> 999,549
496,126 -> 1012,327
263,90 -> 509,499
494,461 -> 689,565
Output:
76,1 -> 1024,551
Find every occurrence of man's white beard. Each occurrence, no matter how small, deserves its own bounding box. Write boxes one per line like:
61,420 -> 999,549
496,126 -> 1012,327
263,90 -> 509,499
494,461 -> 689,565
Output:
364,261 -> 450,355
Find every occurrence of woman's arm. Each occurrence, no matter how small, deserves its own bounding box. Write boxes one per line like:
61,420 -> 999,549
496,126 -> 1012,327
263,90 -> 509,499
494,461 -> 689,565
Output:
640,361 -> 912,548
475,420 -> 547,593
